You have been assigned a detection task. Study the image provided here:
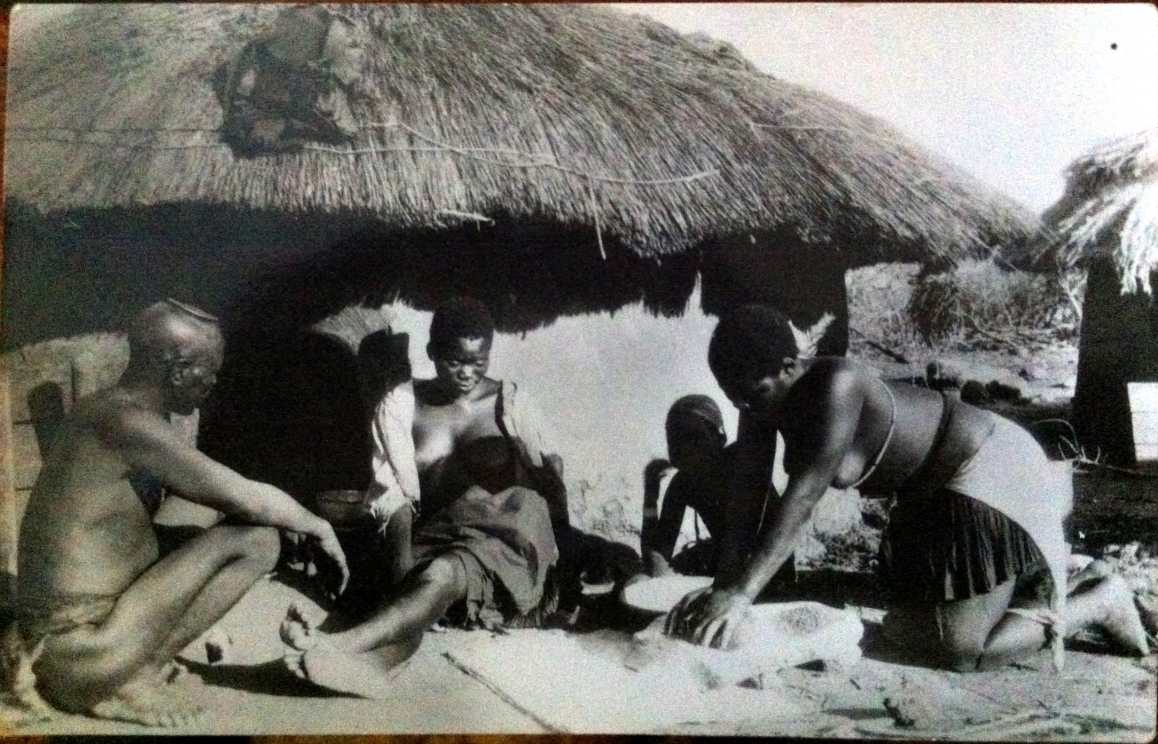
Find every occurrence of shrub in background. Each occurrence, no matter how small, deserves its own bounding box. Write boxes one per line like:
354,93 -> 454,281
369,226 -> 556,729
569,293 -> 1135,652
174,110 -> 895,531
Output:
907,259 -> 1082,346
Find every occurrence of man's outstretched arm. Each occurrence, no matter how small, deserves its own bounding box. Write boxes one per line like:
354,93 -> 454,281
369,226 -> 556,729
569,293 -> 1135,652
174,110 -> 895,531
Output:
100,406 -> 349,593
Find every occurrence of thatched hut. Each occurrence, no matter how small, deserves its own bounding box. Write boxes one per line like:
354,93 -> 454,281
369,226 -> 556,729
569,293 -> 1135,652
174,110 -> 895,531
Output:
1029,128 -> 1158,465
5,4 -> 1038,336
3,5 -> 1038,558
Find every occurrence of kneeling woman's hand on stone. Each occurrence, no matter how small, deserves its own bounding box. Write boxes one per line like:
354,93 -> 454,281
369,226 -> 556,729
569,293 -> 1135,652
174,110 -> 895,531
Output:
665,584 -> 753,649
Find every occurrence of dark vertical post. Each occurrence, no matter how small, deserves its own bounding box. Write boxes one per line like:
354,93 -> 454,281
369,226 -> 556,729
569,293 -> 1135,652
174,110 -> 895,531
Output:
1073,258 -> 1158,465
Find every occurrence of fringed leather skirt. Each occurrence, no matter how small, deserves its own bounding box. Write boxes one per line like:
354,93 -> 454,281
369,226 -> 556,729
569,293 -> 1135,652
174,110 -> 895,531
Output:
880,488 -> 1045,603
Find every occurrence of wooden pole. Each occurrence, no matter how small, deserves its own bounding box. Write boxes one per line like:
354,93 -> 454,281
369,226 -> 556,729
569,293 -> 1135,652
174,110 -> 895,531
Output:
0,361 -> 18,609
1073,259 -> 1158,465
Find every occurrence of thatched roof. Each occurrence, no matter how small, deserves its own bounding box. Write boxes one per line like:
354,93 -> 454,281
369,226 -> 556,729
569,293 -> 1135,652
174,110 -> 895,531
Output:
1032,127 -> 1158,294
5,3 -> 1037,267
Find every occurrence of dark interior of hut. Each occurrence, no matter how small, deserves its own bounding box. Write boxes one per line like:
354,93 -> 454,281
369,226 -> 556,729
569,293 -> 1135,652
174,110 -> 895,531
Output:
4,199 -> 852,503
700,230 -> 851,357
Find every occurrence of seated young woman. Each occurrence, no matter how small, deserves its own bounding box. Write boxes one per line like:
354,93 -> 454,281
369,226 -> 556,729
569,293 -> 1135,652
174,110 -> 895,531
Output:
280,297 -> 572,698
667,304 -> 1149,672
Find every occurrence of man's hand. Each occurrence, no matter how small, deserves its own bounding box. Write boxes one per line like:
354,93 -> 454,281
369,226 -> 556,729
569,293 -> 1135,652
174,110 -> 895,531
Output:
304,522 -> 349,599
664,585 -> 753,649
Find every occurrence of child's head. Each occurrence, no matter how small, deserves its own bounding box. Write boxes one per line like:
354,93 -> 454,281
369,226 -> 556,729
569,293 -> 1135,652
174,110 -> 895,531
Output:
665,394 -> 726,473
427,297 -> 495,396
708,304 -> 798,411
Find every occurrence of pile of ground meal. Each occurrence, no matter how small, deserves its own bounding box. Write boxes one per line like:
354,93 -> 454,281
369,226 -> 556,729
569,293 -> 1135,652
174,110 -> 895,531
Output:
777,605 -> 823,634
630,602 -> 865,691
1101,542 -> 1158,591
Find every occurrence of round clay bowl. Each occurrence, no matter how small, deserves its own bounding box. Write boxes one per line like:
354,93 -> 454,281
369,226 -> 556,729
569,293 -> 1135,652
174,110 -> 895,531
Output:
620,574 -> 714,615
315,489 -> 370,527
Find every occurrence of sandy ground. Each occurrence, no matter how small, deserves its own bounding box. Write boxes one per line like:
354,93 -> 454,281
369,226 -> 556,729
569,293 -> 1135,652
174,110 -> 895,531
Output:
4,569 -> 1154,739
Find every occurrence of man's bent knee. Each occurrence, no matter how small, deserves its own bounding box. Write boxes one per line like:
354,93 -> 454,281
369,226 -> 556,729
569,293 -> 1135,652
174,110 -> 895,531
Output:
237,525 -> 281,572
34,639 -> 137,713
208,524 -> 280,570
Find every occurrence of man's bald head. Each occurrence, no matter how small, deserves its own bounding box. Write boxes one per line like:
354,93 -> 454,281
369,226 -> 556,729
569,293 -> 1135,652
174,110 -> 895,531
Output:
126,300 -> 224,413
129,300 -> 222,368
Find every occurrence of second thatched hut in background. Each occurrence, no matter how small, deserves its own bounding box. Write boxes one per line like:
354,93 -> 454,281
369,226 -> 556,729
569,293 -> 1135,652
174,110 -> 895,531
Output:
1031,127 -> 1158,467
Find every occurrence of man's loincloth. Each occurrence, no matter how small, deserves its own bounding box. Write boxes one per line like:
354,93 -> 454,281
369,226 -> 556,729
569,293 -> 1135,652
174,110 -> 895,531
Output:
413,484 -> 559,629
15,588 -> 118,647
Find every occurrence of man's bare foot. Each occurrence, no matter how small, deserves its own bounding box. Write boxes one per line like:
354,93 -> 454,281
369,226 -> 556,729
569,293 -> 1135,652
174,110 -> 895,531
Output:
279,603 -> 318,651
1,625 -> 54,721
1091,576 -> 1150,656
279,604 -> 413,699
89,677 -> 203,728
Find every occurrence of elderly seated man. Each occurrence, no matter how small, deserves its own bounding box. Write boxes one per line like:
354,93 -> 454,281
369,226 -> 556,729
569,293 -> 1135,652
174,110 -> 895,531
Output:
1,300 -> 348,727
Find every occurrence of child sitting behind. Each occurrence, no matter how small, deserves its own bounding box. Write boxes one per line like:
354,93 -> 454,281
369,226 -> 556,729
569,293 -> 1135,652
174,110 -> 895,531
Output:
641,395 -> 735,577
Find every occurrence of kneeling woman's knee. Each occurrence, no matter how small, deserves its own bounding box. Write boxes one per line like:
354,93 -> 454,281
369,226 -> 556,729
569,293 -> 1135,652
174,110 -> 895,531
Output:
884,605 -> 984,672
939,633 -> 986,672
944,647 -> 984,672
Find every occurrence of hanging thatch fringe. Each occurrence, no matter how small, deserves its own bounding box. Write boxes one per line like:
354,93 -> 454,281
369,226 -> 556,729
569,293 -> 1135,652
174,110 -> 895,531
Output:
435,208 -> 494,225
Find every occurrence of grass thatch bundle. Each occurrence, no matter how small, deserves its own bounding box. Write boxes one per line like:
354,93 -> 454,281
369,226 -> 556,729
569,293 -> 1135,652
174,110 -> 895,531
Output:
907,259 -> 1079,346
309,303 -> 397,354
1030,127 -> 1158,294
6,3 -> 1036,265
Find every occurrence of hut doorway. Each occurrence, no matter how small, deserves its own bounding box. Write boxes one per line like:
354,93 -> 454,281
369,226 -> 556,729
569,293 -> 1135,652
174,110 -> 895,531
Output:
201,329 -> 373,500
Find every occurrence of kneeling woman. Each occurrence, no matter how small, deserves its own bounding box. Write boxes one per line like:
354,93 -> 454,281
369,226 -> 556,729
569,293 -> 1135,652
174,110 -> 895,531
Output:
668,304 -> 1148,671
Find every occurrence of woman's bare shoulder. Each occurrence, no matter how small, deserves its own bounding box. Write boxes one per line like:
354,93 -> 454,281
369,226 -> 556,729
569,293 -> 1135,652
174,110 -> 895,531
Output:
794,357 -> 864,401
